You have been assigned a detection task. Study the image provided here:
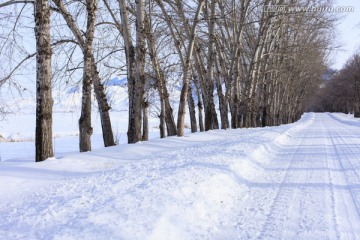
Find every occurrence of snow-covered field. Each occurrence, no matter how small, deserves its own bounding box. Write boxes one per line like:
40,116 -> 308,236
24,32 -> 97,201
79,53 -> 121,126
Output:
0,110 -> 162,162
1,112 -> 360,239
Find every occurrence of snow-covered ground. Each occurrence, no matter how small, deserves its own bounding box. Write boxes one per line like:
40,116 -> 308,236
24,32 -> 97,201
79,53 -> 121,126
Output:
1,112 -> 360,239
0,110 -> 163,162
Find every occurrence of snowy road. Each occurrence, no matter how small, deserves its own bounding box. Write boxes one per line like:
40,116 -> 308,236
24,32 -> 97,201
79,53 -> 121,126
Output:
1,113 -> 360,239
258,113 -> 360,239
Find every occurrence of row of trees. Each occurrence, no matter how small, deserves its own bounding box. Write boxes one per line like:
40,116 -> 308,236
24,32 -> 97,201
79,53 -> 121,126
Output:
0,0 -> 335,161
308,53 -> 360,117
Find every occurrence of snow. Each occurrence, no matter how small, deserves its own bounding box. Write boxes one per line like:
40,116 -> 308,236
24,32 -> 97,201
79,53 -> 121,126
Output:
1,112 -> 360,239
0,111 -> 161,161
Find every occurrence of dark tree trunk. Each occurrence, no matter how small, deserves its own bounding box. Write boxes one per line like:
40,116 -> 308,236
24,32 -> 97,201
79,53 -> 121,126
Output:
231,92 -> 239,129
125,46 -> 138,143
354,102 -> 360,118
164,100 -> 177,136
91,58 -> 115,147
79,73 -> 92,152
204,95 -> 216,131
131,0 -> 146,143
193,77 -> 204,132
198,101 -> 205,132
188,84 -> 197,133
211,102 -> 219,129
204,99 -> 219,130
142,100 -> 149,141
79,0 -> 97,152
120,0 -> 145,143
159,99 -> 166,138
34,0 -> 54,162
204,0 -> 219,131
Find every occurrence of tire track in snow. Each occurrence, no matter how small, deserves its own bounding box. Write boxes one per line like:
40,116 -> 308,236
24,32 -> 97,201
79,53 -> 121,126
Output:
321,115 -> 341,240
259,114 -> 356,239
324,113 -> 360,238
257,123 -> 311,239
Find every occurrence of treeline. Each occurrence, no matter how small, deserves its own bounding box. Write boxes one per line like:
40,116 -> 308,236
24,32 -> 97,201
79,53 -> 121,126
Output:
0,0 -> 335,161
309,53 -> 360,117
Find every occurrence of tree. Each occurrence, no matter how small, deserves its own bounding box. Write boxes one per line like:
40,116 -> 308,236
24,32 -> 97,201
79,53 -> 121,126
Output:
34,0 -> 54,161
144,3 -> 177,137
309,53 -> 360,117
203,0 -> 219,131
157,0 -> 205,136
52,0 -> 115,150
77,0 -> 98,152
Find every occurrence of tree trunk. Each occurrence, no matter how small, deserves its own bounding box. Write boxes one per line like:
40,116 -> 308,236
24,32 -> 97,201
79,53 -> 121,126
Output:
159,99 -> 166,138
79,72 -> 92,152
35,0 -> 53,162
194,80 -> 205,132
187,84 -> 197,133
79,0 -> 98,152
119,0 -> 145,143
204,0 -> 218,131
354,80 -> 360,117
91,58 -> 115,147
164,100 -> 177,136
198,101 -> 205,132
142,100 -> 149,141
354,104 -> 360,118
131,0 -> 146,143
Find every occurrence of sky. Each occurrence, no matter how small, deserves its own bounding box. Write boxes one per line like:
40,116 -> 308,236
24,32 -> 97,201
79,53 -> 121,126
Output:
332,0 -> 360,69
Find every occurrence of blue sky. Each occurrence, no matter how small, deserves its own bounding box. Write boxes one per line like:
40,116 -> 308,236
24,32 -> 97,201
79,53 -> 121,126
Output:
332,0 -> 360,69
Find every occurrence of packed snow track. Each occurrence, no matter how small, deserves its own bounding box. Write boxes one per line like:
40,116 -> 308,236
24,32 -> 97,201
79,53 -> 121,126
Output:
1,113 -> 360,239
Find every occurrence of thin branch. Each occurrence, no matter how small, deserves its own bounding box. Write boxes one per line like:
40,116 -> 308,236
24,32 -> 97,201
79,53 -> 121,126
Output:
0,53 -> 35,86
0,0 -> 34,8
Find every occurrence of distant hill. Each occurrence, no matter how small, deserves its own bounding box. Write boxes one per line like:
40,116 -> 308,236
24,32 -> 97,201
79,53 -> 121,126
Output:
104,77 -> 128,87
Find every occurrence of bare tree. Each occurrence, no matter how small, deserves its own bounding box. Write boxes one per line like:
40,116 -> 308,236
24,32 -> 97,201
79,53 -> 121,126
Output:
310,53 -> 360,117
34,0 -> 53,161
170,0 -> 204,136
203,0 -> 218,131
76,0 -> 97,152
52,0 -> 115,150
114,0 -> 147,143
144,2 -> 177,137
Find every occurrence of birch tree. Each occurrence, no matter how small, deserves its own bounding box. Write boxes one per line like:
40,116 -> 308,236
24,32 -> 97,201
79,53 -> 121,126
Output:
0,1 -> 54,161
144,2 -> 177,137
154,0 -> 205,136
174,0 -> 204,136
34,0 -> 54,161
115,0 -> 146,143
204,0 -> 218,131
